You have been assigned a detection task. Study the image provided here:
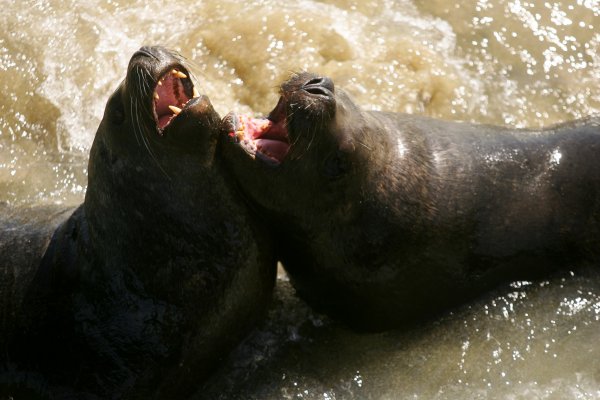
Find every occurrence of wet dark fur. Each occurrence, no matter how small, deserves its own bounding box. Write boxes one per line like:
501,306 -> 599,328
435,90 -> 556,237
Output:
0,47 -> 275,399
221,71 -> 600,331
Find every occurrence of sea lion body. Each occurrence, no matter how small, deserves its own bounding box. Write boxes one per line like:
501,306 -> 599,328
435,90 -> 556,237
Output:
221,72 -> 600,330
0,47 -> 275,398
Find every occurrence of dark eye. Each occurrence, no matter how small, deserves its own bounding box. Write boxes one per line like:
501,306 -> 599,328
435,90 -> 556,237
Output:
111,104 -> 125,125
104,85 -> 126,125
322,150 -> 350,179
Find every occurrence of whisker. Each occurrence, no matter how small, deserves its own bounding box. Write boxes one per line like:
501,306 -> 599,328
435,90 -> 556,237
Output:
141,69 -> 153,97
356,140 -> 372,151
135,95 -> 171,180
305,123 -> 317,153
130,92 -> 142,147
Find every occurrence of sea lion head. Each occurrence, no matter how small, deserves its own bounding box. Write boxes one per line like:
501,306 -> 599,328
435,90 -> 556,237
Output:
221,72 -> 371,217
89,46 -> 220,176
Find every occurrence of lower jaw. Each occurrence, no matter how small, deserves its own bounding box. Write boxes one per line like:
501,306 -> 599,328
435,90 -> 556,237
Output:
255,150 -> 282,166
237,142 -> 281,166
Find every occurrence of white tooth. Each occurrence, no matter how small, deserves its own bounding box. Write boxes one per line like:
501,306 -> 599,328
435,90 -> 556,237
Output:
154,92 -> 159,100
193,87 -> 200,98
157,80 -> 163,86
172,69 -> 187,79
169,105 -> 182,115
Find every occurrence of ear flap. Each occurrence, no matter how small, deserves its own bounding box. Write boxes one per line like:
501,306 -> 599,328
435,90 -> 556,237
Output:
330,89 -> 367,155
331,114 -> 357,155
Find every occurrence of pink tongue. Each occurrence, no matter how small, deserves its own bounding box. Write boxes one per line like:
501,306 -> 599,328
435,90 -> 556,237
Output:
256,138 -> 289,161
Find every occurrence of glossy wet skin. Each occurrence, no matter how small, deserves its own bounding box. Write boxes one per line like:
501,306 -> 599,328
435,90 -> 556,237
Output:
221,72 -> 600,331
6,47 -> 275,399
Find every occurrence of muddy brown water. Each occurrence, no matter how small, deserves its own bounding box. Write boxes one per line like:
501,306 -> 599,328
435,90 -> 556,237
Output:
1,0 -> 600,398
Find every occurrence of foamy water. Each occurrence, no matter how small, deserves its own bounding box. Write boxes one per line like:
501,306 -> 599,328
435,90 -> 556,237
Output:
1,0 -> 600,398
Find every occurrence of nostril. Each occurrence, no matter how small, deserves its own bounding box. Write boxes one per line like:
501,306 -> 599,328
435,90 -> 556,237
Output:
301,76 -> 335,96
305,86 -> 330,96
139,46 -> 153,54
132,47 -> 160,61
306,77 -> 325,86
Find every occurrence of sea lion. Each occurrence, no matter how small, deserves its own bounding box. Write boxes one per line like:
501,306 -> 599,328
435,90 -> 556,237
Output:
0,46 -> 275,399
220,71 -> 600,331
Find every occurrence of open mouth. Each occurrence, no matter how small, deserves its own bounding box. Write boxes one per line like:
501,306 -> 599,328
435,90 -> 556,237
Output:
153,66 -> 199,132
226,98 -> 290,165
